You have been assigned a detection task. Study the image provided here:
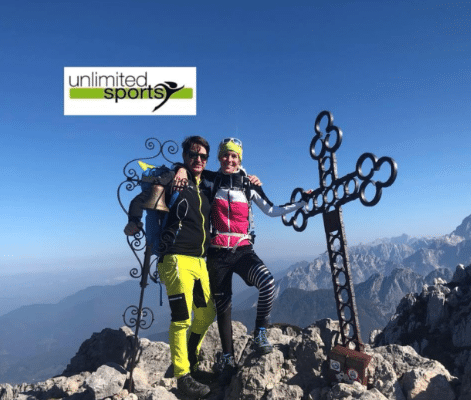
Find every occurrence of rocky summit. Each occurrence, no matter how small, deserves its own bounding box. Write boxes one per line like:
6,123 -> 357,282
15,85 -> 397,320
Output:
374,263 -> 471,400
3,263 -> 471,399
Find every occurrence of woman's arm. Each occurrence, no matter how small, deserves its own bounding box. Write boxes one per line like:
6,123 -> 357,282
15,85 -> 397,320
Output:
250,185 -> 308,217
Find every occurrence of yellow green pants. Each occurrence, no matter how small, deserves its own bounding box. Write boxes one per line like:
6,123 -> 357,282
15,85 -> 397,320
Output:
158,254 -> 216,378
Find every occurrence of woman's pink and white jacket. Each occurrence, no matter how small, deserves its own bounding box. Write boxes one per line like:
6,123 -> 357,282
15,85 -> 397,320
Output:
209,170 -> 307,249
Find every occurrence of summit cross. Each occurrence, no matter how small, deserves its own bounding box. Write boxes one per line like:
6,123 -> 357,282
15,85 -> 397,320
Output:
283,110 -> 398,350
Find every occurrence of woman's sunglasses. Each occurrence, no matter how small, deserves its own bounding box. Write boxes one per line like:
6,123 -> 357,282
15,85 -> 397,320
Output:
221,137 -> 243,148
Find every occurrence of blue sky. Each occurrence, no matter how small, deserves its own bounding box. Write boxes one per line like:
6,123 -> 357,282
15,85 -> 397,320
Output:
2,0 -> 471,276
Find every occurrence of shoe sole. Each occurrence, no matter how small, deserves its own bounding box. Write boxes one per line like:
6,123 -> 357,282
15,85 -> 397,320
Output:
178,387 -> 210,398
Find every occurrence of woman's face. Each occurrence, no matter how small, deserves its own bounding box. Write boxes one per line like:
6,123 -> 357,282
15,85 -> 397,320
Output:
219,150 -> 240,174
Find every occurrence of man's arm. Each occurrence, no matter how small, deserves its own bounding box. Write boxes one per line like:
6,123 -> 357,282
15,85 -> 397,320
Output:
124,190 -> 148,235
248,175 -> 262,186
124,169 -> 176,236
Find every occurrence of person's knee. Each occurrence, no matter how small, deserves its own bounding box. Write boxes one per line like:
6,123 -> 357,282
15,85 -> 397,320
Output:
208,303 -> 216,321
214,293 -> 232,316
171,317 -> 192,331
259,274 -> 275,292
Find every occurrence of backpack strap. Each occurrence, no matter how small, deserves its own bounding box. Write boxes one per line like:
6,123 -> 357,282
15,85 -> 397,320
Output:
210,171 -> 223,203
242,176 -> 256,243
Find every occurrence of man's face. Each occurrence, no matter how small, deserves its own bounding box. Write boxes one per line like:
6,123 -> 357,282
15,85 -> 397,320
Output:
182,143 -> 208,178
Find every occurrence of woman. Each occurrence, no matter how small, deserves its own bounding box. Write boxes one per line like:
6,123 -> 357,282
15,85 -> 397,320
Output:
206,138 -> 309,385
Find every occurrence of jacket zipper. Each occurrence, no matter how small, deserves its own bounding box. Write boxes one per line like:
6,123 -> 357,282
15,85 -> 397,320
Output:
196,178 -> 206,257
227,175 -> 233,247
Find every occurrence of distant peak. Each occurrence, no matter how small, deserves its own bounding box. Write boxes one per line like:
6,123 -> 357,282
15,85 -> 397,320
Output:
452,214 -> 471,239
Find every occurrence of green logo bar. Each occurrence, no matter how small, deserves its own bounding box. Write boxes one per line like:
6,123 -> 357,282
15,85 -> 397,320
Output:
69,88 -> 105,99
69,87 -> 193,99
170,88 -> 193,99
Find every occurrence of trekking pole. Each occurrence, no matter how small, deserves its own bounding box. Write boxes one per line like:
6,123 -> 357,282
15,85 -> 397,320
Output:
124,241 -> 154,392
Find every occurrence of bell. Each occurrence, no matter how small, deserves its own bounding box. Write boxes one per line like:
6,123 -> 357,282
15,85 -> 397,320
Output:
142,184 -> 169,212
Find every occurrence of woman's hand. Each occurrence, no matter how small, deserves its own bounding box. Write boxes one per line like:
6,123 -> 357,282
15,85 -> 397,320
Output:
302,189 -> 313,202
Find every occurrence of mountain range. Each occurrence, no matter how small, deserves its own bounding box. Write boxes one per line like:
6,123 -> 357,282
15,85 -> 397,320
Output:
1,214 -> 470,385
233,214 -> 471,338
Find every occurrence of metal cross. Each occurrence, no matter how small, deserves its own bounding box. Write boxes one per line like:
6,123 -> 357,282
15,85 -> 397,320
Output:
282,110 -> 397,350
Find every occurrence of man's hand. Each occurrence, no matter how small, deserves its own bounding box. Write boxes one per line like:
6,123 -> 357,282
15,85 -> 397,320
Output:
124,221 -> 143,236
173,168 -> 189,192
248,175 -> 262,186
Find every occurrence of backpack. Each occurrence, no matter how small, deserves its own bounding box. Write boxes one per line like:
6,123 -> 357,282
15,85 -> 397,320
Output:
139,161 -> 179,257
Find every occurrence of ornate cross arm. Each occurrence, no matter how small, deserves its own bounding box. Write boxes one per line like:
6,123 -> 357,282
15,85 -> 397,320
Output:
283,113 -> 397,232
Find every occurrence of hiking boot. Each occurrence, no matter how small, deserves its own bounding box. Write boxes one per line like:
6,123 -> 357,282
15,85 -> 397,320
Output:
253,327 -> 273,355
177,373 -> 210,398
214,353 -> 237,386
190,365 -> 216,384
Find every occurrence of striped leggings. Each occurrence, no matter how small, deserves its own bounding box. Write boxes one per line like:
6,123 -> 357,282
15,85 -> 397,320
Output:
207,246 -> 276,354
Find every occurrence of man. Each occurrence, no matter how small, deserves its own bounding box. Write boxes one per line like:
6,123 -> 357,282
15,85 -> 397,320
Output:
125,136 -> 215,398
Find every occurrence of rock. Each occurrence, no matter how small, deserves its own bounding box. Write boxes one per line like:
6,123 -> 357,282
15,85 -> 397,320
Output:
329,381 -> 388,399
0,374 -> 92,400
458,354 -> 471,400
376,262 -> 471,394
374,345 -> 453,380
307,387 -> 322,400
265,382 -> 303,399
0,384 -> 14,400
65,373 -> 92,396
452,313 -> 471,348
198,321 -> 250,373
6,300 -> 471,400
124,394 -> 138,400
63,327 -> 134,376
451,264 -> 467,284
366,352 -> 406,400
133,339 -> 172,387
452,215 -> 471,239
288,323 -> 327,391
84,363 -> 127,400
129,367 -> 149,393
402,368 -> 456,400
142,387 -> 178,400
425,289 -> 446,329
369,329 -> 382,345
225,343 -> 285,399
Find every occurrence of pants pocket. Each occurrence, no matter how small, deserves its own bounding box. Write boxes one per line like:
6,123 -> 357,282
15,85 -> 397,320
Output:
168,293 -> 189,322
193,279 -> 207,308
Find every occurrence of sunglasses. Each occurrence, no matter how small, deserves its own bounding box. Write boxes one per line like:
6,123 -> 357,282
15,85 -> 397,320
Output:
188,150 -> 209,161
221,137 -> 243,148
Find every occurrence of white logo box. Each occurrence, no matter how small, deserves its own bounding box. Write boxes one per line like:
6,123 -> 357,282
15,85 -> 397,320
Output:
64,67 -> 196,116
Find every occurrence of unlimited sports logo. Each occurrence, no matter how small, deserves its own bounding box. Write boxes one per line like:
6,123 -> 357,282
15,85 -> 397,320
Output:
64,67 -> 196,115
